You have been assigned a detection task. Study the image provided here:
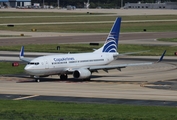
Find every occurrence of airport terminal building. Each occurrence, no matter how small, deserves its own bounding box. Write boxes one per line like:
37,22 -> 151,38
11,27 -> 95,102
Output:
124,2 -> 177,9
0,0 -> 31,8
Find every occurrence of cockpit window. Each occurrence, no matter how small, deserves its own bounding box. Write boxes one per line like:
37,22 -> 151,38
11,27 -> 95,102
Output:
28,62 -> 34,65
28,62 -> 39,65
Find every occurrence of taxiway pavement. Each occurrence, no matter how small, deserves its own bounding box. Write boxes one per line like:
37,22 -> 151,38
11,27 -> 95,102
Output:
0,58 -> 177,106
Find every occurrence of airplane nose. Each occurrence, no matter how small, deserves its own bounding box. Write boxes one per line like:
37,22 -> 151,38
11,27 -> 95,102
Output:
24,65 -> 33,74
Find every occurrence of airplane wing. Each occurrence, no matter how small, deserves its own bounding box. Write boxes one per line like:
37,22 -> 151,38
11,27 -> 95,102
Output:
65,50 -> 166,73
89,62 -> 152,72
90,50 -> 166,72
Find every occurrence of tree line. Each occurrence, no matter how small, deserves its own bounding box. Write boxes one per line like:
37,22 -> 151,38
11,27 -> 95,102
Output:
31,0 -> 177,8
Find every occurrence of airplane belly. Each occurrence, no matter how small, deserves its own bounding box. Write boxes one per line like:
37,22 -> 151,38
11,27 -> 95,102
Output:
43,67 -> 65,75
25,67 -> 64,76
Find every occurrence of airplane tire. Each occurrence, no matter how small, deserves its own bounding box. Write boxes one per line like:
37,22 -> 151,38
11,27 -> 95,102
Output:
35,79 -> 40,82
60,74 -> 68,80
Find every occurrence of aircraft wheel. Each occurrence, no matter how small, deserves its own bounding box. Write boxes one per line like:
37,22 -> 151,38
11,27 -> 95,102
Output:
65,74 -> 68,80
35,79 -> 40,82
60,74 -> 68,80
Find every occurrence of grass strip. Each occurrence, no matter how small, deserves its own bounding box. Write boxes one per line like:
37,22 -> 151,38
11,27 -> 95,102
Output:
0,12 -> 176,21
1,16 -> 177,24
0,11 -> 95,17
0,44 -> 176,56
0,99 -> 177,120
0,62 -> 25,75
158,38 -> 177,42
1,13 -> 177,33
0,16 -> 117,24
1,21 -> 177,32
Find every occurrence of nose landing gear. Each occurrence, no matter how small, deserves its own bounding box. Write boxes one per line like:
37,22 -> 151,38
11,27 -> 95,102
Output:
35,79 -> 40,82
34,76 -> 40,82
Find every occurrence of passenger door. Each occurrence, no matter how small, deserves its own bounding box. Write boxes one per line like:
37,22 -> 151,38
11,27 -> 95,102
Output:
44,58 -> 49,69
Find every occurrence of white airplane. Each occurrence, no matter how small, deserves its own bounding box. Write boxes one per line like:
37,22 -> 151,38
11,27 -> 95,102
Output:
19,17 -> 166,82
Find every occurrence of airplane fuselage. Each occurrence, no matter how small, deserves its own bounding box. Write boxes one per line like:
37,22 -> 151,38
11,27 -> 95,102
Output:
24,52 -> 116,76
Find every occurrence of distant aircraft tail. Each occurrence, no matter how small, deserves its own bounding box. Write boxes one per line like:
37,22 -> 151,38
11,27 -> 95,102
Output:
94,17 -> 121,53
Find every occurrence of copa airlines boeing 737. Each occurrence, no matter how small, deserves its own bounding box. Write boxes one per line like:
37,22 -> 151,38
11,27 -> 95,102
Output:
19,17 -> 166,82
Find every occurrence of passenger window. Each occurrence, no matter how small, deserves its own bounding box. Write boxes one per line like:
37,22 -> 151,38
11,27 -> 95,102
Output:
35,62 -> 39,65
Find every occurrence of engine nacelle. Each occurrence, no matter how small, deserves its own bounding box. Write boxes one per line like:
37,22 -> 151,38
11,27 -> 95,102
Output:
73,68 -> 91,79
12,62 -> 19,67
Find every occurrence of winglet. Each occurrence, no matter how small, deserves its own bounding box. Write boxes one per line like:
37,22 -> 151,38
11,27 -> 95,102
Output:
19,46 -> 24,58
157,50 -> 166,63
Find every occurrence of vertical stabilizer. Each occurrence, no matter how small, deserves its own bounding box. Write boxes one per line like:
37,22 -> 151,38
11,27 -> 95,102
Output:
94,17 -> 121,53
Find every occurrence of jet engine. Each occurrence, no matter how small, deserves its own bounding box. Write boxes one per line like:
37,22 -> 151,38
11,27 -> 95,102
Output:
73,68 -> 91,79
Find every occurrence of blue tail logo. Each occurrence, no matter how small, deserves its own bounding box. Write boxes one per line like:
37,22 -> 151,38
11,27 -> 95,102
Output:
102,17 -> 121,53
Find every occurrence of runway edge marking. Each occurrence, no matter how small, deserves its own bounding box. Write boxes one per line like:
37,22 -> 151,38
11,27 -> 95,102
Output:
13,95 -> 39,100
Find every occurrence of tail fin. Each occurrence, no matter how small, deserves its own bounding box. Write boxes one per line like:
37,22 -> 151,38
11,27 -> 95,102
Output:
94,17 -> 121,53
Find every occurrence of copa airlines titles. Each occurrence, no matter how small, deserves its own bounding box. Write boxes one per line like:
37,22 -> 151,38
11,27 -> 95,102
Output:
53,57 -> 75,62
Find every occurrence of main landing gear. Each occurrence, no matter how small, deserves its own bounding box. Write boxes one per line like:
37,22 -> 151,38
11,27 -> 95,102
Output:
33,76 -> 40,82
60,74 -> 68,80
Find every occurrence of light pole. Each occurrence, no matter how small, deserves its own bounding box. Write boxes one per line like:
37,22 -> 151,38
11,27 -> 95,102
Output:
57,0 -> 60,9
43,0 -> 44,8
121,0 -> 123,8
